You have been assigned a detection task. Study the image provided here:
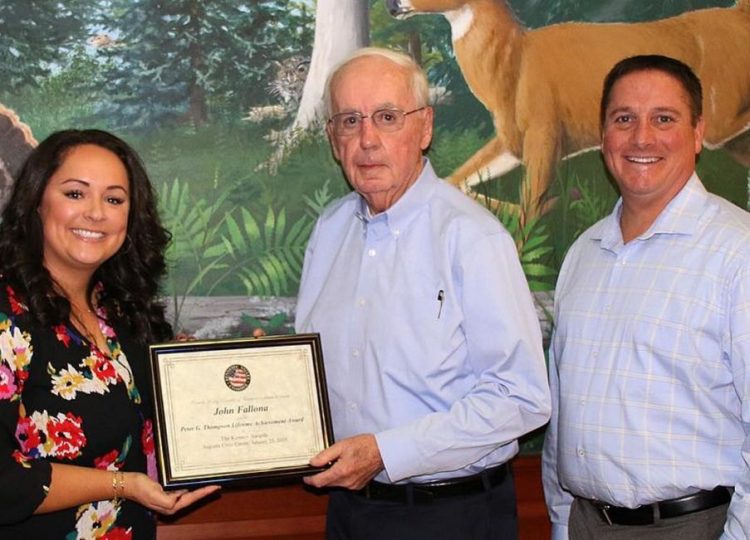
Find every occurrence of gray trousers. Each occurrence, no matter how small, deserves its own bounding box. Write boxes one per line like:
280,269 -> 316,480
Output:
569,497 -> 728,540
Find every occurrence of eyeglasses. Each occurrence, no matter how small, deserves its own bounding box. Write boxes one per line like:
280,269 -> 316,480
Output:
328,107 -> 426,136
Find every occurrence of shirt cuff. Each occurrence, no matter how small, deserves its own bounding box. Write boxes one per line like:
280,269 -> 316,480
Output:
374,427 -> 422,483
551,523 -> 569,540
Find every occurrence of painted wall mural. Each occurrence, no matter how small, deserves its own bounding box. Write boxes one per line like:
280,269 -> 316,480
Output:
1,0 -> 748,339
388,0 -> 750,222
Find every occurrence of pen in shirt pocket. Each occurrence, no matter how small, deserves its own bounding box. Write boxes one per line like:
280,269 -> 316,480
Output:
437,289 -> 445,319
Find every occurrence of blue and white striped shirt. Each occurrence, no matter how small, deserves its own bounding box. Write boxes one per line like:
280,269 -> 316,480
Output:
543,175 -> 750,539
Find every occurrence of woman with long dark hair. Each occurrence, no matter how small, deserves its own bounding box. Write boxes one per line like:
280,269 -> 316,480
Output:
0,129 -> 218,538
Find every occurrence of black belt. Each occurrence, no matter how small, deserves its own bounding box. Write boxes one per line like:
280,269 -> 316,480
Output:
588,486 -> 732,526
358,463 -> 510,504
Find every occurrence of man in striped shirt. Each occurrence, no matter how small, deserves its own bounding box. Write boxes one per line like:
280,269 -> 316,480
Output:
543,55 -> 750,539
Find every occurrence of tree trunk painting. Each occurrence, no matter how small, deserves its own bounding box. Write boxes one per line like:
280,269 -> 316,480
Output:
292,0 -> 369,130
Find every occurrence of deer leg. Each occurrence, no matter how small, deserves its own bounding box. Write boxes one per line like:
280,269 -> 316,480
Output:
520,128 -> 561,224
447,136 -> 521,191
723,128 -> 750,167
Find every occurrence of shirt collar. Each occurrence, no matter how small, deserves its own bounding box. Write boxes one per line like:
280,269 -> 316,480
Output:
356,158 -> 437,235
595,173 -> 707,250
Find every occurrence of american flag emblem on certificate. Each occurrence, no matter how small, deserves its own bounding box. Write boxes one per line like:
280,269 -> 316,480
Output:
224,364 -> 251,391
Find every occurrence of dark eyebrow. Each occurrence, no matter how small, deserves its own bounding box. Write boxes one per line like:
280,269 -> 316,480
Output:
107,185 -> 129,195
60,178 -> 129,194
651,107 -> 683,116
606,106 -> 633,117
607,105 -> 683,117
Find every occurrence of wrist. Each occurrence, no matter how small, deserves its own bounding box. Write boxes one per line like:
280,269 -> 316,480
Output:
121,471 -> 137,501
112,470 -> 125,501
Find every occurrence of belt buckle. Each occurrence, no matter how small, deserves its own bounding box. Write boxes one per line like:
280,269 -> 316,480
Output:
599,504 -> 614,526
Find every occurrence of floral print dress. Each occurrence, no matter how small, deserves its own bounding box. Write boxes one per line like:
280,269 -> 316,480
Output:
0,282 -> 157,539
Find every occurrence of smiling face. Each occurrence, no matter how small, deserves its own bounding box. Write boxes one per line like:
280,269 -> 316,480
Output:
38,144 -> 130,282
326,55 -> 433,213
602,69 -> 704,213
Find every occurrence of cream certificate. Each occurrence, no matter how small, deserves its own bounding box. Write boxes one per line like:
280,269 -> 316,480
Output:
150,335 -> 331,486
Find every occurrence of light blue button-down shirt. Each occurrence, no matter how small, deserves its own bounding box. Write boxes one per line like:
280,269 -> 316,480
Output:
295,160 -> 550,484
542,175 -> 750,539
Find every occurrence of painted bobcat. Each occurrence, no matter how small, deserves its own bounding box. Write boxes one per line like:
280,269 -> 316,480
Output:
245,56 -> 311,123
268,55 -> 311,112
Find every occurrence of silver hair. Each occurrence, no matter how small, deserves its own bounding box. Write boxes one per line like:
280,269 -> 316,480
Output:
324,47 -> 430,118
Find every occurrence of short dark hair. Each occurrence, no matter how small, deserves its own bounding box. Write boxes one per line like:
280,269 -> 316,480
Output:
600,55 -> 703,127
0,129 -> 173,342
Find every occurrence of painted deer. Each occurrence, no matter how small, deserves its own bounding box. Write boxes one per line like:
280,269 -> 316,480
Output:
387,0 -> 750,220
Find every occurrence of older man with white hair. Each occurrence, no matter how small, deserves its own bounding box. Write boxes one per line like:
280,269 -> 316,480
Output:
295,47 -> 550,540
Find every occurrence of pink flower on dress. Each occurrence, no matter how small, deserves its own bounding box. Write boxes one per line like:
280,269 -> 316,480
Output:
97,311 -> 117,340
46,413 -> 86,460
94,449 -> 120,470
141,419 -> 155,454
15,416 -> 42,453
0,325 -> 32,394
0,364 -> 17,399
141,419 -> 158,480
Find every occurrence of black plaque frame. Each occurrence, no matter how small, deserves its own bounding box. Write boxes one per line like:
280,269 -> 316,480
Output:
149,333 -> 333,489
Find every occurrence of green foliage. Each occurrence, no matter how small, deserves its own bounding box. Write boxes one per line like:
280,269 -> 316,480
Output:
511,0 -> 733,27
498,213 -> 557,292
230,129 -> 350,220
519,426 -> 546,454
696,147 -> 750,207
537,155 -> 616,269
137,123 -> 271,202
217,206 -> 312,297
211,177 -> 336,297
157,168 -> 337,327
304,179 -> 336,218
0,1 -> 89,91
429,128 -> 487,179
96,0 -> 314,128
159,176 -> 233,327
2,47 -> 111,138
472,175 -> 557,291
559,172 -> 614,238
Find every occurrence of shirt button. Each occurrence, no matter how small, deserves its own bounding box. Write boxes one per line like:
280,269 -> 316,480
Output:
393,229 -> 400,236
578,448 -> 585,457
352,349 -> 360,357
358,298 -> 366,307
349,402 -> 357,410
367,248 -> 376,257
